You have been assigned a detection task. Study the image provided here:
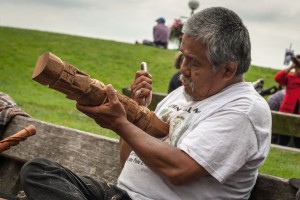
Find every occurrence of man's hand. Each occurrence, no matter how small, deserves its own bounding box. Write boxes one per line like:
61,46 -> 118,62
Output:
76,84 -> 127,131
131,70 -> 152,106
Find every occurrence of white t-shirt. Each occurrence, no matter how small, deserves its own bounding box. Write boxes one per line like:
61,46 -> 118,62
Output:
117,82 -> 271,200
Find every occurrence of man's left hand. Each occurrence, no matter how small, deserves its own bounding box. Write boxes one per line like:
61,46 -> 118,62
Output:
76,84 -> 127,131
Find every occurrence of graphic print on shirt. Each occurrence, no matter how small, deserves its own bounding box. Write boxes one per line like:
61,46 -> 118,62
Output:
159,103 -> 201,147
126,151 -> 145,166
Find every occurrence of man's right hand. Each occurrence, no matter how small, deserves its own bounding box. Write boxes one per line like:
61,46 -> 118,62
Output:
130,70 -> 153,106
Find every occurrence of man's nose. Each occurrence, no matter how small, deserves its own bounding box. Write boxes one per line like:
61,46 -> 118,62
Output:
180,59 -> 191,76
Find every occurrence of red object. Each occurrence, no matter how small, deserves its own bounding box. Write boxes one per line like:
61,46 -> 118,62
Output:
274,70 -> 300,114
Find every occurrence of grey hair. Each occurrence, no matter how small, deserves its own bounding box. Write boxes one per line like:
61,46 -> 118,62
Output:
182,7 -> 251,76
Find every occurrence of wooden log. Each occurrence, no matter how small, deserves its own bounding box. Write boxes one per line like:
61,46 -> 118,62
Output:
32,52 -> 169,138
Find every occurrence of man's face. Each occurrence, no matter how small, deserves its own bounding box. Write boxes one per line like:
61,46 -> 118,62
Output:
179,35 -> 227,101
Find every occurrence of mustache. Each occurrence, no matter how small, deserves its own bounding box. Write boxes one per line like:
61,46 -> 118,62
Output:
179,74 -> 194,92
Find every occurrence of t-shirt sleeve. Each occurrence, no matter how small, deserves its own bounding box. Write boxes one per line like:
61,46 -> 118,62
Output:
178,110 -> 257,183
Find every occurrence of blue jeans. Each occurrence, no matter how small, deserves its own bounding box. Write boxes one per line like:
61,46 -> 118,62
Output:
20,158 -> 131,200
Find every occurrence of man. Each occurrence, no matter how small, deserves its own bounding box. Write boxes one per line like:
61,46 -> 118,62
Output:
153,17 -> 170,49
20,7 -> 271,200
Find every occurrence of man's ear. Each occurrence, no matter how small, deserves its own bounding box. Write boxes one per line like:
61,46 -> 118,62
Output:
222,61 -> 237,80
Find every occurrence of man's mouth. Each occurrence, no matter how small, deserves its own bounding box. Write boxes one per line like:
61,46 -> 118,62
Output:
179,74 -> 193,90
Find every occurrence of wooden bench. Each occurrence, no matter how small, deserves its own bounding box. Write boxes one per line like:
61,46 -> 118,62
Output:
0,116 -> 297,199
0,89 -> 299,199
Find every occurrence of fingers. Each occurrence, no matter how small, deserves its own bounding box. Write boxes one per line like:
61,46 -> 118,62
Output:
76,103 -> 97,117
76,84 -> 118,113
132,72 -> 152,87
135,88 -> 151,98
106,84 -> 118,105
134,70 -> 152,80
131,76 -> 152,96
132,70 -> 152,90
131,84 -> 152,104
131,71 -> 152,105
131,88 -> 152,106
76,84 -> 127,131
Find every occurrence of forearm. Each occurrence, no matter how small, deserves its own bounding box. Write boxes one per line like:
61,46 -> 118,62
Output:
119,138 -> 132,167
113,120 -> 207,185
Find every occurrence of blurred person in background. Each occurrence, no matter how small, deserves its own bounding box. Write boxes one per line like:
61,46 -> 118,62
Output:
274,54 -> 300,148
267,84 -> 286,144
168,52 -> 184,93
153,17 -> 170,49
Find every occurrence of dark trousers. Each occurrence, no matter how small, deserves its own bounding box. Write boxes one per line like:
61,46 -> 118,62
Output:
153,41 -> 168,49
276,103 -> 300,148
20,158 -> 131,200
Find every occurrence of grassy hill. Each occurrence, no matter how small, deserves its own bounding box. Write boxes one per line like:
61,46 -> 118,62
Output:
0,26 -> 181,137
1,26 -> 299,178
0,26 -> 280,135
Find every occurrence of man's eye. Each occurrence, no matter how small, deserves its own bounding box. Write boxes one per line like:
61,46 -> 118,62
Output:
191,60 -> 198,66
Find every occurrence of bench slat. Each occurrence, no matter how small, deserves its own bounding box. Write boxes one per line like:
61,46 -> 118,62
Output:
271,111 -> 300,137
250,174 -> 297,200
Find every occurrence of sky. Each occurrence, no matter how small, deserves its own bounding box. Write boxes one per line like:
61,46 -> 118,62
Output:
0,0 -> 299,70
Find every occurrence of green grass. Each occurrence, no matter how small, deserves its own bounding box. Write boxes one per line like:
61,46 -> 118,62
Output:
259,148 -> 300,178
0,26 -> 179,137
0,26 -> 299,179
